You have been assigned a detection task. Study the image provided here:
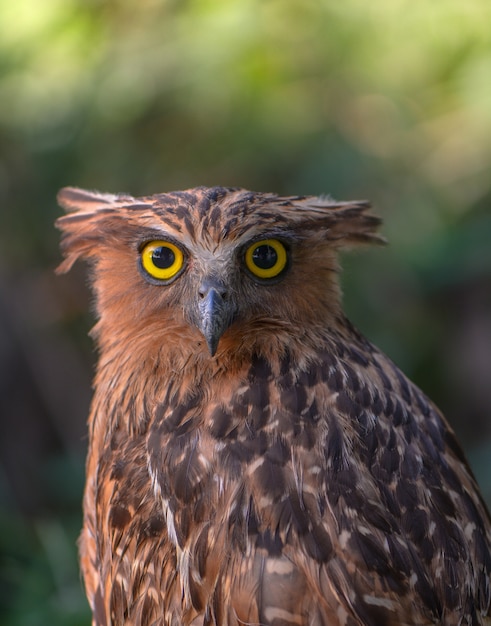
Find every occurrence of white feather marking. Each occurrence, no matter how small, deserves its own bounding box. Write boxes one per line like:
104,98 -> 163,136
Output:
178,549 -> 191,605
160,497 -> 179,547
263,607 -> 303,624
336,605 -> 350,626
464,522 -> 476,540
265,557 -> 295,575
246,456 -> 265,475
362,595 -> 396,610
339,530 -> 351,549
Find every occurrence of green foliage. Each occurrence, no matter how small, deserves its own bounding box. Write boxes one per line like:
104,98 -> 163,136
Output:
0,1 -> 490,623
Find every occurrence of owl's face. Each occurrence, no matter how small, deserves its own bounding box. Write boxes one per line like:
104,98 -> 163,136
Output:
137,230 -> 297,356
57,186 -> 383,362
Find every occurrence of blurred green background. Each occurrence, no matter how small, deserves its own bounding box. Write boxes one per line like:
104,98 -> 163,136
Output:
0,1 -> 490,624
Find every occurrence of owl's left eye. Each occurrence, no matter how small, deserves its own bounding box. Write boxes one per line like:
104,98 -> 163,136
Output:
244,239 -> 288,280
140,240 -> 185,282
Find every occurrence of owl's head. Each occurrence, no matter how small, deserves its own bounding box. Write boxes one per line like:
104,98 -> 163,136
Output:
57,186 -> 383,362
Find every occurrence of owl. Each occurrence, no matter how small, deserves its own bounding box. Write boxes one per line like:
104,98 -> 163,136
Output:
56,186 -> 491,626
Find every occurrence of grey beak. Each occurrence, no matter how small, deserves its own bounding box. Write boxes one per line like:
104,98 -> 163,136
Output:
197,279 -> 234,356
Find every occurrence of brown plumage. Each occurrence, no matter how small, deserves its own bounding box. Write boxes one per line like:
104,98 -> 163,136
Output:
56,185 -> 491,626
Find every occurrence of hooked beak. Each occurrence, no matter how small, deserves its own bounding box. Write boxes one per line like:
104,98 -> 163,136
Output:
196,279 -> 235,356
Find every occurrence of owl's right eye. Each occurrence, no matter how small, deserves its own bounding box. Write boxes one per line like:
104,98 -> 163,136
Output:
140,240 -> 185,282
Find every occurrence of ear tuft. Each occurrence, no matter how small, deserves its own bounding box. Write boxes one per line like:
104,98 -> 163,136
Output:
291,197 -> 387,248
55,187 -> 137,274
57,187 -> 135,213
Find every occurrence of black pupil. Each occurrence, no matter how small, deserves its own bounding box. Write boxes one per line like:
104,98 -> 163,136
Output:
152,246 -> 175,269
252,244 -> 277,269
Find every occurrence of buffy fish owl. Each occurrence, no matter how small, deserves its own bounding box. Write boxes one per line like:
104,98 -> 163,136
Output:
56,186 -> 491,626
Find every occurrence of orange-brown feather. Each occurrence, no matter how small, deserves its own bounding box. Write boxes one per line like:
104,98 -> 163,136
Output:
57,186 -> 491,626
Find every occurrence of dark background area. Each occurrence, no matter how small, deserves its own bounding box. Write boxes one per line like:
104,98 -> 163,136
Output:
0,2 -> 490,624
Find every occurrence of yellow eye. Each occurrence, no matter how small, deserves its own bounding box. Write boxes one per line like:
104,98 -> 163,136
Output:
140,240 -> 185,282
244,239 -> 288,280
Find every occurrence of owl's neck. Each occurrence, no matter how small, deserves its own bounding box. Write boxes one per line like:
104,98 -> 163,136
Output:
93,307 -> 351,376
87,312 -> 369,460
91,312 -> 357,429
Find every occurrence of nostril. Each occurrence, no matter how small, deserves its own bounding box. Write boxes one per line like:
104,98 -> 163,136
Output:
198,281 -> 228,301
199,288 -> 227,301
